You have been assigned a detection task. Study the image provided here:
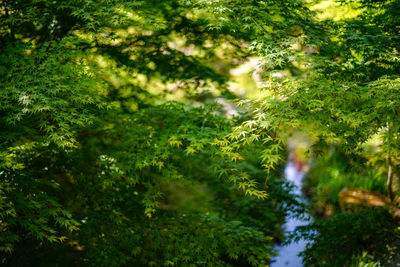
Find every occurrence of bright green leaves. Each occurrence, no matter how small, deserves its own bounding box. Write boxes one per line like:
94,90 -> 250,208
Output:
105,103 -> 270,215
224,0 -> 400,211
168,136 -> 183,148
142,183 -> 163,218
0,41 -> 108,149
0,0 -> 317,264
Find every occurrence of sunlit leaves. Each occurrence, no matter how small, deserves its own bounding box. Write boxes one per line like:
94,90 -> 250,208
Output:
0,0 -> 316,265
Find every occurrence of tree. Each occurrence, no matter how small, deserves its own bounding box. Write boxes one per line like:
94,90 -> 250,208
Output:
232,0 -> 400,203
0,0 -> 310,265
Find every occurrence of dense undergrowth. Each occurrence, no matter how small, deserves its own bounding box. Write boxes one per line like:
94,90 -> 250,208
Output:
297,208 -> 400,266
299,148 -> 400,266
304,148 -> 388,216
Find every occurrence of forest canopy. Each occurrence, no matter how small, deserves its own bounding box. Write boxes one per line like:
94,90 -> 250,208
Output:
1,0 -> 399,266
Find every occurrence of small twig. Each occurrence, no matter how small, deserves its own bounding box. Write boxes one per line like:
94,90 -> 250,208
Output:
265,168 -> 270,188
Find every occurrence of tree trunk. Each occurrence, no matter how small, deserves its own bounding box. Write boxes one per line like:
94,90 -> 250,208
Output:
387,121 -> 395,202
388,156 -> 394,202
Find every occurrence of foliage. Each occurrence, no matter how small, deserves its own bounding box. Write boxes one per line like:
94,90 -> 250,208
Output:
0,0 -> 311,265
303,147 -> 387,215
294,208 -> 400,267
231,0 -> 400,202
225,0 -> 400,264
2,0 -> 400,265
